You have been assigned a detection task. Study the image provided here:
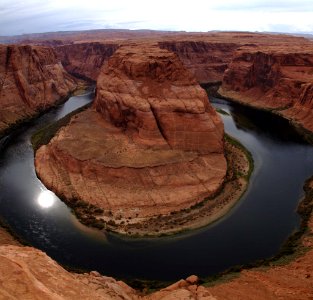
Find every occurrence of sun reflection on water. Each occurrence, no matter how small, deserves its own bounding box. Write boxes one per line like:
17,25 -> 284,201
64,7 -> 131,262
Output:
37,190 -> 55,208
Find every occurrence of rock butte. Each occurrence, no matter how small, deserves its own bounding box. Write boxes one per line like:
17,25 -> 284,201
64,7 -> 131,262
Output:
0,44 -> 77,136
1,30 -> 313,299
35,44 -> 227,221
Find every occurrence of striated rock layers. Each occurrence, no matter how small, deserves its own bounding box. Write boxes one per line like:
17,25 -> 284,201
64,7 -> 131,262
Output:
219,45 -> 313,131
0,44 -> 77,136
159,40 -> 238,84
55,42 -> 119,81
35,44 -> 226,222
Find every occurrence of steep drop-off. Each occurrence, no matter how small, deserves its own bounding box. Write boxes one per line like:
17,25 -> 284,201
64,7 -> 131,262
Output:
0,44 -> 77,136
219,45 -> 313,131
35,44 -> 226,229
55,42 -> 119,81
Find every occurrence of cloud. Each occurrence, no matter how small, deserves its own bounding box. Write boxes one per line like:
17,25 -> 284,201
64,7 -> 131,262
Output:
0,0 -> 313,36
212,0 -> 313,12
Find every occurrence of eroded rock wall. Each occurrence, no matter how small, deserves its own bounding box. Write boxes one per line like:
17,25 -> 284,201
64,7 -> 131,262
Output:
219,45 -> 313,131
55,42 -> 119,81
159,40 -> 238,84
0,44 -> 77,135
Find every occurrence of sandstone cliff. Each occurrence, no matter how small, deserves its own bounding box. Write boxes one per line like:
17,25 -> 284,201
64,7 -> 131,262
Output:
219,45 -> 313,131
35,44 -> 226,227
0,44 -> 77,136
159,41 -> 238,84
55,42 -> 119,81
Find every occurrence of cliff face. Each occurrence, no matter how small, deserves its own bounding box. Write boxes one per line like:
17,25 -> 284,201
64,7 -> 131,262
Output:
219,46 -> 313,131
54,40 -> 237,85
94,44 -> 224,153
35,44 -> 226,225
159,41 -> 238,84
0,44 -> 77,135
55,42 -> 119,81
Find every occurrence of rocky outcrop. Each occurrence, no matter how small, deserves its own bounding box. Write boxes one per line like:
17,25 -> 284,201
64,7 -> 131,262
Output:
0,44 -> 77,136
159,41 -> 238,84
35,44 -> 226,226
219,45 -> 313,131
55,42 -> 119,81
0,245 -> 138,300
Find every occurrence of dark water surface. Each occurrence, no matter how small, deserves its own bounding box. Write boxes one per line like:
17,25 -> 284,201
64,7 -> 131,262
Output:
0,94 -> 312,282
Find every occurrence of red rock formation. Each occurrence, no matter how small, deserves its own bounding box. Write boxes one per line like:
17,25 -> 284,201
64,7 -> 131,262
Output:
219,45 -> 313,131
55,42 -> 119,81
3,31 -> 313,299
94,44 -> 224,153
0,44 -> 77,135
0,245 -> 138,299
159,41 -> 238,84
35,44 -> 226,223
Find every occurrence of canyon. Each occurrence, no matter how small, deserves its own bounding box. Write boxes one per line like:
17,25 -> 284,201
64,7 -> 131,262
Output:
1,30 -> 313,299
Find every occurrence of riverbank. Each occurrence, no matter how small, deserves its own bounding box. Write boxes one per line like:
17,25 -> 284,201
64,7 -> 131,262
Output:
102,134 -> 253,237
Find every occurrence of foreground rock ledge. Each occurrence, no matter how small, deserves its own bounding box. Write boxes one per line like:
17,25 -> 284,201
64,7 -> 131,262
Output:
35,44 -> 227,228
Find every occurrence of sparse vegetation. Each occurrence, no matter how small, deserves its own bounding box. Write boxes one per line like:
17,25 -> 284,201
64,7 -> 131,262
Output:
215,108 -> 229,115
113,134 -> 253,237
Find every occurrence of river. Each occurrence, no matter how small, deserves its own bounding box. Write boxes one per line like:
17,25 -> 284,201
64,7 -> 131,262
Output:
0,92 -> 312,282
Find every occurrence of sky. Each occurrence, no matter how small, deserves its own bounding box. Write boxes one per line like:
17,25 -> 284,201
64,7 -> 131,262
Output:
1,0 -> 313,36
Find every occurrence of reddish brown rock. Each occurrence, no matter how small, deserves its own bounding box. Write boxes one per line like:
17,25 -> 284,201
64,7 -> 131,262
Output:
0,245 -> 138,300
35,44 -> 226,224
55,42 -> 119,81
3,31 -> 313,300
159,40 -> 238,84
219,44 -> 313,131
1,241 -> 312,300
0,44 -> 77,136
